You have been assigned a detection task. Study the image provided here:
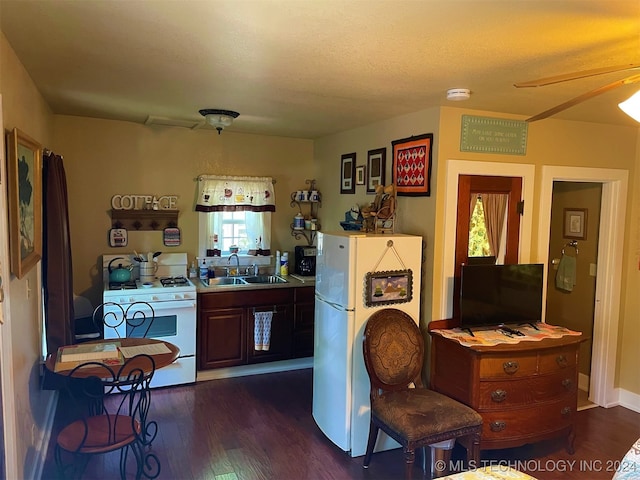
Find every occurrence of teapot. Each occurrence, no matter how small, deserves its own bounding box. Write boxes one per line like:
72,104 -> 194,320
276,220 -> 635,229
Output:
108,257 -> 133,283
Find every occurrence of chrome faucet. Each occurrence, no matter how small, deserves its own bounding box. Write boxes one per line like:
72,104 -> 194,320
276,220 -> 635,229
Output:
227,253 -> 240,276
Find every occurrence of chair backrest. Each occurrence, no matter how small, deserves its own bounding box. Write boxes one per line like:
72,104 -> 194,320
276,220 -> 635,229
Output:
93,301 -> 155,338
59,354 -> 157,451
362,308 -> 424,398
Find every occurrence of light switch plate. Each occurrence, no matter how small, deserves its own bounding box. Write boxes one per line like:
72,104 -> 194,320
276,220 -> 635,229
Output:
589,263 -> 597,277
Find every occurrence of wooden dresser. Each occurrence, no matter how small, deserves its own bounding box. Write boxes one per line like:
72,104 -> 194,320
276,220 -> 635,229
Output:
429,331 -> 586,452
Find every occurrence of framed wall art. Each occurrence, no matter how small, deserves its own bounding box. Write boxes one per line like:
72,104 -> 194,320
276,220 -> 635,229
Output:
391,133 -> 433,196
356,165 -> 366,186
366,147 -> 386,194
364,270 -> 413,307
340,152 -> 356,194
6,127 -> 43,279
563,208 -> 587,240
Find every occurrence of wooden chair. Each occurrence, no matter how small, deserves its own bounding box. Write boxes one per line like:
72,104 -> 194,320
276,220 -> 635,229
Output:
54,354 -> 160,479
93,301 -> 155,338
362,308 -> 482,479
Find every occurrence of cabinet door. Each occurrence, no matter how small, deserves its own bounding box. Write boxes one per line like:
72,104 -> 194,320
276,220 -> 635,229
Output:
199,307 -> 247,369
293,286 -> 315,358
247,304 -> 293,364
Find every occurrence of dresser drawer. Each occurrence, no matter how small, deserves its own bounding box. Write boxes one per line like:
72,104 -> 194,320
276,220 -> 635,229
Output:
539,346 -> 578,374
481,397 -> 576,442
478,369 -> 577,409
479,353 -> 537,379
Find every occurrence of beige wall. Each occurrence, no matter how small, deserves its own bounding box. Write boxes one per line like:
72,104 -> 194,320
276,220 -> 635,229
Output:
52,116 -> 314,307
314,108 -> 440,328
317,104 -> 640,396
619,132 -> 640,394
0,32 -> 56,479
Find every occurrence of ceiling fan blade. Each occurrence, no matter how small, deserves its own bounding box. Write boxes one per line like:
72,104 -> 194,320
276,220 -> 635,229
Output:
515,64 -> 640,88
526,73 -> 640,122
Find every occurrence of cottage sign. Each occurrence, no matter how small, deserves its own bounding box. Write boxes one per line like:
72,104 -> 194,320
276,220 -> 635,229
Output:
111,194 -> 178,210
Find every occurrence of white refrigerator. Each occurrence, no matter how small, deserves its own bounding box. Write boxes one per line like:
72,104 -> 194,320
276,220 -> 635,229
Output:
312,231 -> 423,457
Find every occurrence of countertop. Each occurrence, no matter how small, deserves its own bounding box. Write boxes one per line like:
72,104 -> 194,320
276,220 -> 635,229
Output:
196,273 -> 315,294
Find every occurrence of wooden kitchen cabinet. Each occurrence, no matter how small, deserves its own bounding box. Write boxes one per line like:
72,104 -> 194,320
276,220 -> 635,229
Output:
293,286 -> 315,358
429,332 -> 586,452
198,287 -> 314,370
198,306 -> 246,369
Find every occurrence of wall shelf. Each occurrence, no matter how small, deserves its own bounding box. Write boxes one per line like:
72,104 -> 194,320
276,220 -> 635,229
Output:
110,209 -> 179,231
290,179 -> 320,246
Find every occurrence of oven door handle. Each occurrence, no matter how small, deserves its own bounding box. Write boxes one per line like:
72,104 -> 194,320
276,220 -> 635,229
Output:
143,300 -> 196,312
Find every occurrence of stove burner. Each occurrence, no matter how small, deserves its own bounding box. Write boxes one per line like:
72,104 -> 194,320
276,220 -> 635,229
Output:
109,281 -> 137,290
160,276 -> 189,287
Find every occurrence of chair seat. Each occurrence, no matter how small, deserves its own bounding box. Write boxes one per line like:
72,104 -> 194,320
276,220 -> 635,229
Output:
372,389 -> 483,442
57,415 -> 142,454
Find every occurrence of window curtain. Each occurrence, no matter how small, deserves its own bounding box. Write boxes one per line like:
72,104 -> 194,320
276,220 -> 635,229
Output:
43,150 -> 74,355
480,193 -> 508,258
195,175 -> 275,212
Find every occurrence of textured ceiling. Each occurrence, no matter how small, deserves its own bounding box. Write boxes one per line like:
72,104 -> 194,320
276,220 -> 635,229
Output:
1,0 -> 639,138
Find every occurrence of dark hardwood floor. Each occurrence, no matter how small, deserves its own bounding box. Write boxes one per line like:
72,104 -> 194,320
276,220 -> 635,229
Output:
41,369 -> 640,480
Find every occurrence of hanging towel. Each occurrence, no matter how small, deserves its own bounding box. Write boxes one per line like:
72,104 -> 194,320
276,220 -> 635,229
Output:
556,254 -> 577,292
254,311 -> 273,351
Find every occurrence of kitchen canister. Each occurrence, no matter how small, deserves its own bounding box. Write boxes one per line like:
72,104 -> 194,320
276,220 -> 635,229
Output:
294,213 -> 305,230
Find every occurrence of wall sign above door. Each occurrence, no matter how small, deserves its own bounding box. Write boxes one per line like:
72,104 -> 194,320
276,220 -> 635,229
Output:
460,115 -> 528,155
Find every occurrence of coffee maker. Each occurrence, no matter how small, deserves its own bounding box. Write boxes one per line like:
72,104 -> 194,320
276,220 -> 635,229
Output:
294,246 -> 317,276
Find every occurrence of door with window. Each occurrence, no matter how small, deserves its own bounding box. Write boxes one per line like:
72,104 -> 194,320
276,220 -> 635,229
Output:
453,175 -> 522,319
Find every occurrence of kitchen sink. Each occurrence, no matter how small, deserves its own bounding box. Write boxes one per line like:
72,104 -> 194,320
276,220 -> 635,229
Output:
240,275 -> 288,284
202,277 -> 248,286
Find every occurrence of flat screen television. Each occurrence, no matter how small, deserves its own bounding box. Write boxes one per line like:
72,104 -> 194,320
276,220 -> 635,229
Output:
459,263 -> 544,330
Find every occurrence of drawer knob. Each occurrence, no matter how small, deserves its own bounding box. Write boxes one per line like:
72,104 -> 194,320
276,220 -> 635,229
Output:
503,361 -> 519,374
491,389 -> 507,403
490,421 -> 506,432
561,406 -> 572,416
556,355 -> 568,368
561,378 -> 574,389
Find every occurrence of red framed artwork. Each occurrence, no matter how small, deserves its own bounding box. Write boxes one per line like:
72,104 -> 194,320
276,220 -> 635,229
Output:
391,133 -> 433,196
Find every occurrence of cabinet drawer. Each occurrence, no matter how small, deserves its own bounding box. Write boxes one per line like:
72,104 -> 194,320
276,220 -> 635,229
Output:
479,353 -> 537,378
539,346 -> 578,374
478,369 -> 577,409
199,288 -> 293,309
481,397 -> 576,442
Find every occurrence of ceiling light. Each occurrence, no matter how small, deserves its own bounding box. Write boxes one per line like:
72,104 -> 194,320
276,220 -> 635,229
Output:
199,109 -> 240,134
446,88 -> 471,101
618,90 -> 640,122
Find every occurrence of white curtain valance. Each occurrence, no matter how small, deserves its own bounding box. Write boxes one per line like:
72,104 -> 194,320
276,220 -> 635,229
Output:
195,175 -> 276,212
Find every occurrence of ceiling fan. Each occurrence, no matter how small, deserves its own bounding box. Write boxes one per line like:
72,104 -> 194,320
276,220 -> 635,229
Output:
514,63 -> 640,122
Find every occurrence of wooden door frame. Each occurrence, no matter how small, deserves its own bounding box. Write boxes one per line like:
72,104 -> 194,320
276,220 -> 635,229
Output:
537,166 -> 628,408
438,160 -> 535,321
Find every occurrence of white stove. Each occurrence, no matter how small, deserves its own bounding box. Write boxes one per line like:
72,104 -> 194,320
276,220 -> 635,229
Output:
101,252 -> 197,388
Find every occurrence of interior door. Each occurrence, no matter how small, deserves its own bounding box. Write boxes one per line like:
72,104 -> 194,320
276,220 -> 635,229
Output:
452,175 -> 523,320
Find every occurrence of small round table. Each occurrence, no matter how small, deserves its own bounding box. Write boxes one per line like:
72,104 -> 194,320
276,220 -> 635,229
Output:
46,337 -> 180,378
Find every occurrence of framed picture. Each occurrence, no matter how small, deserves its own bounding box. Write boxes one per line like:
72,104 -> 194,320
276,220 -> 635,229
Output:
340,152 -> 356,194
391,133 -> 433,196
563,208 -> 587,240
356,165 -> 366,185
364,270 -> 413,307
367,148 -> 386,194
6,128 -> 43,279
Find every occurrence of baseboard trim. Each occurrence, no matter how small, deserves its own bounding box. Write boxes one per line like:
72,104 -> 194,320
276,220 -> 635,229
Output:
618,388 -> 640,413
196,357 -> 313,382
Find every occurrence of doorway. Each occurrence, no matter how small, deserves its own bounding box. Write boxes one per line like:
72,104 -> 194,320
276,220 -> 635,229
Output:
537,166 -> 628,408
546,181 -> 602,408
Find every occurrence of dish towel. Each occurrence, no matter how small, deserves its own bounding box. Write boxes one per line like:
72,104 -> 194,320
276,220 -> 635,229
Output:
556,254 -> 577,292
254,311 -> 273,351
